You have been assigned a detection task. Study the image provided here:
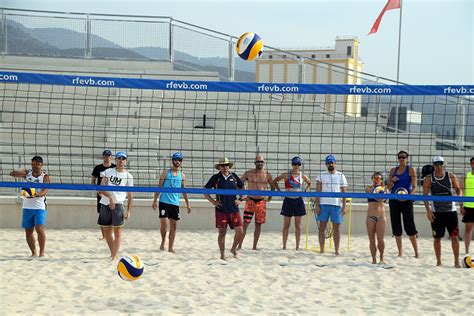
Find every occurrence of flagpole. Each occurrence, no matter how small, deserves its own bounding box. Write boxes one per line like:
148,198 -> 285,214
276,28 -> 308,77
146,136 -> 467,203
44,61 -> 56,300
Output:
396,0 -> 403,83
394,0 -> 403,132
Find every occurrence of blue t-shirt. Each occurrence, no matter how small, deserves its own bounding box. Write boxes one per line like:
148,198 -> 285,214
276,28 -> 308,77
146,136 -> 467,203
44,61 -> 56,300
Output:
205,172 -> 244,213
160,169 -> 182,206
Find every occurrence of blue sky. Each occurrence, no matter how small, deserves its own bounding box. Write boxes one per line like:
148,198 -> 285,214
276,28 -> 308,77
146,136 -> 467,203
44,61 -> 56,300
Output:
4,0 -> 473,84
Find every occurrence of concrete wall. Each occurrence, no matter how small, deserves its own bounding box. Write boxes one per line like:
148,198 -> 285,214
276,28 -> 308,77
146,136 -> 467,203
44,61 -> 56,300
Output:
1,196 -> 468,238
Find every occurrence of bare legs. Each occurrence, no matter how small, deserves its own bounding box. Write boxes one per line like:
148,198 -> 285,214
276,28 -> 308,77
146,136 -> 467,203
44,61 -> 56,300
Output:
218,226 -> 243,260
160,219 -> 178,253
282,216 -> 302,250
239,222 -> 262,250
433,236 -> 460,268
25,225 -> 46,257
104,226 -> 123,260
395,235 -> 419,258
366,217 -> 386,264
464,223 -> 473,254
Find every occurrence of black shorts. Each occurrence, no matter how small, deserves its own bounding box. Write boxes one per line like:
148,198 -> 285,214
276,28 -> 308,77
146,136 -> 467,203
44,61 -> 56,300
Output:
388,200 -> 417,236
431,211 -> 459,239
462,206 -> 474,223
281,197 -> 306,217
96,195 -> 101,213
158,202 -> 180,221
98,204 -> 125,227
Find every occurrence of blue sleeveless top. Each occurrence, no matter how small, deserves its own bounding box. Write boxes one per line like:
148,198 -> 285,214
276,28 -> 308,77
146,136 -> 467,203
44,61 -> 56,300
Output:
391,165 -> 412,193
160,169 -> 182,206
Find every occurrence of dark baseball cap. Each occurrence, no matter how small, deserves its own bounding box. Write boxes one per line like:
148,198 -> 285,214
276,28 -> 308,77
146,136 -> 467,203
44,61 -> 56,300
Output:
31,155 -> 43,163
102,150 -> 112,156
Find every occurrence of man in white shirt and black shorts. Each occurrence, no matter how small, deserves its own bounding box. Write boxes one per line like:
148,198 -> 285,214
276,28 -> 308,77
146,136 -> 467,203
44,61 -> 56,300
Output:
98,151 -> 134,260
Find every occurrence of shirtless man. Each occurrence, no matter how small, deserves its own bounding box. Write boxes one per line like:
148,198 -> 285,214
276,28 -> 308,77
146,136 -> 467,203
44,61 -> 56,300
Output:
238,154 -> 276,250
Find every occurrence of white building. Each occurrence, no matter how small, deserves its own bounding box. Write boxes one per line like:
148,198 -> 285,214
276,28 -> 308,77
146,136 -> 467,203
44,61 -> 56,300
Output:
256,37 -> 363,117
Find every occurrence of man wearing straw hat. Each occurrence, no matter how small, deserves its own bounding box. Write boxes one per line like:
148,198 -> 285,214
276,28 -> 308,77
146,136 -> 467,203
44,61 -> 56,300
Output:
204,157 -> 245,260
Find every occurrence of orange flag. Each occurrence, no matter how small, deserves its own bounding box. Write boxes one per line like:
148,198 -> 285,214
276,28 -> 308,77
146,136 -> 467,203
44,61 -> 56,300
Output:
368,0 -> 400,35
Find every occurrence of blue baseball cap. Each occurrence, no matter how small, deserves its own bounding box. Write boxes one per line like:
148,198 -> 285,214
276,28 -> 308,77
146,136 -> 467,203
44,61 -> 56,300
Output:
291,156 -> 302,165
116,151 -> 127,159
172,152 -> 183,160
102,150 -> 112,156
325,154 -> 336,164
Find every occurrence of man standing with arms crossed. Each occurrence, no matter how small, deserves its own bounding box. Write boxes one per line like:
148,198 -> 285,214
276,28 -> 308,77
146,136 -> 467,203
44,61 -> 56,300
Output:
313,154 -> 348,255
99,151 -> 134,260
152,152 -> 191,253
10,156 -> 51,257
238,154 -> 275,250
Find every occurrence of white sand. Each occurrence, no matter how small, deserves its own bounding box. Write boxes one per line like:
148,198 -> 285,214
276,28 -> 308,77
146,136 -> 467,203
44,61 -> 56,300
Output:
0,228 -> 472,315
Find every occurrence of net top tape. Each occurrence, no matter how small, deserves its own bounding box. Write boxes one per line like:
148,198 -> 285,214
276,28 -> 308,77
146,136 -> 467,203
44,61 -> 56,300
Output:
2,182 -> 474,202
1,71 -> 473,95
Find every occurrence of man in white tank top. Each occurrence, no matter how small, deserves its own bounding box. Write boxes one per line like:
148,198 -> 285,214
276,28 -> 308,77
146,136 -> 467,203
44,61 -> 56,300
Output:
10,156 -> 51,257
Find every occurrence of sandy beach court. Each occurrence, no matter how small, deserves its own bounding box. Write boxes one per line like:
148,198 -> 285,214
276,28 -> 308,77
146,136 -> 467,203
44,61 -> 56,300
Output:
0,229 -> 472,315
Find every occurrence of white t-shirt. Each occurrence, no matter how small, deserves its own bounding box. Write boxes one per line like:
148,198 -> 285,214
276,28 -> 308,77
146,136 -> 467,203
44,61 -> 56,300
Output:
99,168 -> 134,205
316,171 -> 348,206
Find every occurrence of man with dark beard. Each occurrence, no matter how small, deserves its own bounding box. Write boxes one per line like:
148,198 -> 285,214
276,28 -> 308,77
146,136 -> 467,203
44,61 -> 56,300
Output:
313,154 -> 348,255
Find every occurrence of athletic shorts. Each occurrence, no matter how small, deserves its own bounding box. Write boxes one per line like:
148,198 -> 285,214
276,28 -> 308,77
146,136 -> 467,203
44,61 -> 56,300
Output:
316,205 -> 342,224
431,211 -> 459,239
215,211 -> 243,229
389,200 -> 418,236
462,206 -> 474,223
244,198 -> 267,224
281,197 -> 306,217
22,208 -> 47,229
98,204 -> 125,227
96,194 -> 102,213
158,201 -> 180,221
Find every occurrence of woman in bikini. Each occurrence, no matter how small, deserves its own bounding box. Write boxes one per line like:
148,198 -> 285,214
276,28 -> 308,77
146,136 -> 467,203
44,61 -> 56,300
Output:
366,172 -> 386,264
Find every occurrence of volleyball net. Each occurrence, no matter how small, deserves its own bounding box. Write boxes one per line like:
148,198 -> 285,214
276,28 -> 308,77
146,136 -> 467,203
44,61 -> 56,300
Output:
1,70 -> 474,203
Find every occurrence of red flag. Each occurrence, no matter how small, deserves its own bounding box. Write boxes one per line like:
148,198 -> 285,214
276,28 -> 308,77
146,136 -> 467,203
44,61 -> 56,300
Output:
368,0 -> 400,35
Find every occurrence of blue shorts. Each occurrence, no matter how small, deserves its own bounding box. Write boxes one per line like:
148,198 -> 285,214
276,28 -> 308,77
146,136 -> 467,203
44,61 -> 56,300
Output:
22,208 -> 47,229
316,205 -> 342,224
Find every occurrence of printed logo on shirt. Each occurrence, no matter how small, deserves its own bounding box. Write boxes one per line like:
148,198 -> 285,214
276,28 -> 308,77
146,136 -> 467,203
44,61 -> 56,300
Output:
109,176 -> 122,185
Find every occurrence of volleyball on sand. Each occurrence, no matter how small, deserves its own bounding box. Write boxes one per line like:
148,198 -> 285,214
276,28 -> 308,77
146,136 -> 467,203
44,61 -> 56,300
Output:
462,255 -> 474,268
236,32 -> 263,61
21,187 -> 36,198
117,256 -> 144,281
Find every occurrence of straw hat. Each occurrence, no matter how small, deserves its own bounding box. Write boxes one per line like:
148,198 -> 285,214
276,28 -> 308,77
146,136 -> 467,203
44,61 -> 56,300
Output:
214,157 -> 234,170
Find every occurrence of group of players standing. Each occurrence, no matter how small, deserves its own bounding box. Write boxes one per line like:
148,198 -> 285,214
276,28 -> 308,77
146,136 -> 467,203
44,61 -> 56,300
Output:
9,150 -> 474,267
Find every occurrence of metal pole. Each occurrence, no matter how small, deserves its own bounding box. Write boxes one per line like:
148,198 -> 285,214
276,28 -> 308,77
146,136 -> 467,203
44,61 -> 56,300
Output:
228,36 -> 235,81
394,0 -> 403,132
85,14 -> 91,59
168,18 -> 174,63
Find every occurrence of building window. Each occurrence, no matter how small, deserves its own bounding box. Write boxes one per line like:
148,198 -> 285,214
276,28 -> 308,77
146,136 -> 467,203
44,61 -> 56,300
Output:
326,54 -> 330,58
282,55 -> 286,59
347,46 -> 352,56
269,55 -> 273,59
311,54 -> 316,58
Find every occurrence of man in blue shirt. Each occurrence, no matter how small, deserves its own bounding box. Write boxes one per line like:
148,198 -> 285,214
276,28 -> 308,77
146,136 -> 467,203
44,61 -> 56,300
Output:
152,152 -> 191,253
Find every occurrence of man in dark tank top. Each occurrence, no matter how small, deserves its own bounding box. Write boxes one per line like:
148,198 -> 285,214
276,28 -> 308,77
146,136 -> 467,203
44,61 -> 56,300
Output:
423,156 -> 463,268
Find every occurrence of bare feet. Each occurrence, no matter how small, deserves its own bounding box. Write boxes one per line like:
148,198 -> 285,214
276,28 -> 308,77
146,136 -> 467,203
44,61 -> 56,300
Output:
398,253 -> 403,257
237,245 -> 242,250
159,244 -> 165,251
436,261 -> 442,266
220,255 -> 226,261
230,248 -> 237,257
39,252 -> 45,257
415,253 -> 420,258
168,249 -> 175,254
335,251 -> 340,256
455,261 -> 461,268
252,247 -> 258,251
31,253 -> 37,257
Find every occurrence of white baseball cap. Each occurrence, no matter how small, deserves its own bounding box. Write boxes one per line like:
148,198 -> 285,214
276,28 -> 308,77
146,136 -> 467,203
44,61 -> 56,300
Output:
432,156 -> 445,163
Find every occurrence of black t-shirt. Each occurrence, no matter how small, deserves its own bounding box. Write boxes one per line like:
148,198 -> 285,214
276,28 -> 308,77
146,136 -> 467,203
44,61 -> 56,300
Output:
205,172 -> 244,213
92,163 -> 116,185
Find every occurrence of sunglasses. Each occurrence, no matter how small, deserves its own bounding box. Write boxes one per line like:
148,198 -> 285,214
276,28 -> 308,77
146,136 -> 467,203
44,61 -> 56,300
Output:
398,156 -> 407,159
255,160 -> 265,163
434,162 -> 444,166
